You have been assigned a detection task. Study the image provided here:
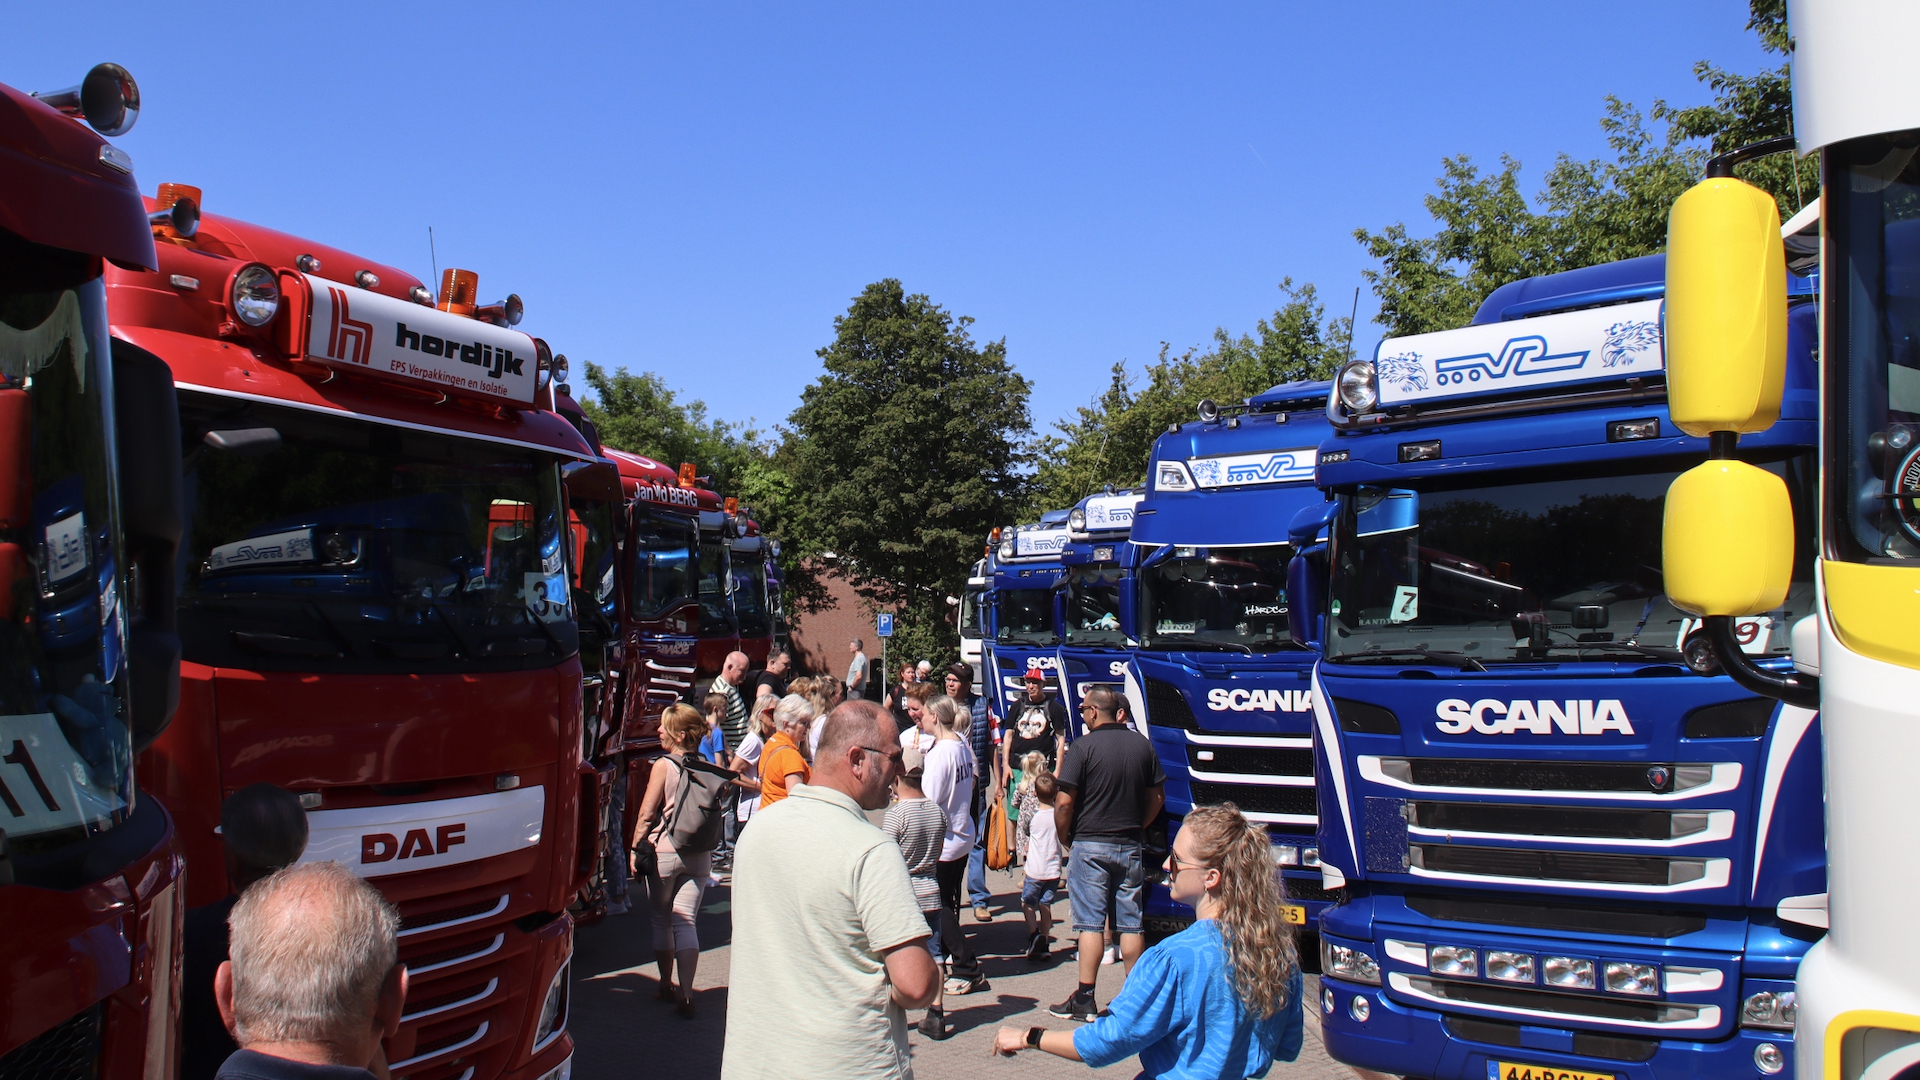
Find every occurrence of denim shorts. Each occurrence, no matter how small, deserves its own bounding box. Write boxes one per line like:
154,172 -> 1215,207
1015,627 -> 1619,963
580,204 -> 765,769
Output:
1066,839 -> 1145,934
1021,876 -> 1060,908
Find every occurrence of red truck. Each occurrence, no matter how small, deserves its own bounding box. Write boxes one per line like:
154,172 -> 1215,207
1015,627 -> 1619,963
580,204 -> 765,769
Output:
729,508 -> 776,670
601,449 -> 710,863
0,65 -> 189,1078
113,190 -> 593,1080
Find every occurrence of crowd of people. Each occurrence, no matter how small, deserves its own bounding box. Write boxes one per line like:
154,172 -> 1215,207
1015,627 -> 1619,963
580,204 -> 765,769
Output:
177,638 -> 1304,1080
633,639 -> 1306,1080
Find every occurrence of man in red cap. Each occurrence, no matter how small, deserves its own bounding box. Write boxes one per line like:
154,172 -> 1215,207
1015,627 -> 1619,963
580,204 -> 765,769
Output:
993,668 -> 1070,865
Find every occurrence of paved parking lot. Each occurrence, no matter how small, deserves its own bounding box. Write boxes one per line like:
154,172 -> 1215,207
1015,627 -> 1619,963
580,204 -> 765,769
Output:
571,862 -> 1382,1079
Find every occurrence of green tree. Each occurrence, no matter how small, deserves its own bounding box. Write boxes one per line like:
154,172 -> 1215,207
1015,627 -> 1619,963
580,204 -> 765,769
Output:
786,279 -> 1033,662
1356,0 -> 1811,338
579,363 -> 770,497
1028,280 -> 1349,512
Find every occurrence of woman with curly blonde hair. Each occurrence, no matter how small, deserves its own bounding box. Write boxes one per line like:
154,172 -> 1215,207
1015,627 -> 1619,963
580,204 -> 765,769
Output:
993,801 -> 1303,1078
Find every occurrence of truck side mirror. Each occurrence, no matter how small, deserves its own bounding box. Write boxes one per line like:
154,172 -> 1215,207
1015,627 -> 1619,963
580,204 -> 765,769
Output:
112,342 -> 183,751
1665,176 -> 1788,436
1664,459 -> 1794,617
1288,500 -> 1337,549
1287,545 -> 1326,651
562,459 -> 622,502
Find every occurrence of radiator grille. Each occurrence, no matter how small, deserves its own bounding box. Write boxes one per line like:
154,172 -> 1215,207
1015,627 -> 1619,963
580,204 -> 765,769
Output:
1410,844 -> 1706,886
0,1005 -> 100,1080
1401,759 -> 1673,793
1405,893 -> 1706,938
1190,781 -> 1316,817
1143,677 -> 1198,731
1187,744 -> 1312,777
1409,801 -> 1709,840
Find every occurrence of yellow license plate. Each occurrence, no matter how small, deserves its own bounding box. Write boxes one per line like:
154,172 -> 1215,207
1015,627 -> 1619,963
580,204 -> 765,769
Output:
1280,903 -> 1305,925
1489,1061 -> 1617,1080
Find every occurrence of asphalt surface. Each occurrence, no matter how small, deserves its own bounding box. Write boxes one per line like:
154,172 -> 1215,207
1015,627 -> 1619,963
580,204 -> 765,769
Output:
571,860 -> 1383,1080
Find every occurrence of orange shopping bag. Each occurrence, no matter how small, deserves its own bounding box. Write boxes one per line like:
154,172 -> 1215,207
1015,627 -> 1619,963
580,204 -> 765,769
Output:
986,797 -> 1011,871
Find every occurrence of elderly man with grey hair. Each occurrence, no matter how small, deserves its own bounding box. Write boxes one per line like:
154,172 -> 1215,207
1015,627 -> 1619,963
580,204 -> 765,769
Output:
724,700 -> 937,1080
213,861 -> 408,1080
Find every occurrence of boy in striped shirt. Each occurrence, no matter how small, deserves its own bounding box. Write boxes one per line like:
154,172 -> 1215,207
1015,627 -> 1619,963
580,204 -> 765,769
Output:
883,743 -> 952,1041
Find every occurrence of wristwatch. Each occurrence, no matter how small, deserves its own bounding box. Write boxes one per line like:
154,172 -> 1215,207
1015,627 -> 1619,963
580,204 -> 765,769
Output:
1026,1026 -> 1046,1050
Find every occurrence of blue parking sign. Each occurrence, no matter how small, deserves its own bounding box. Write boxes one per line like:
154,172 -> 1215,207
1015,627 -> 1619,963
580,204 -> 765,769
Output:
877,613 -> 894,637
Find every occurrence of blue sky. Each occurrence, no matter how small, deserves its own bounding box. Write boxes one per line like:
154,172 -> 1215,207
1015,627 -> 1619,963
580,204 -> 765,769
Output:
13,2 -> 1772,438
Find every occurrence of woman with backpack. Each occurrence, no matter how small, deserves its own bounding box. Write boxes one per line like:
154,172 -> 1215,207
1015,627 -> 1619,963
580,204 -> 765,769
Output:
638,703 -> 727,1018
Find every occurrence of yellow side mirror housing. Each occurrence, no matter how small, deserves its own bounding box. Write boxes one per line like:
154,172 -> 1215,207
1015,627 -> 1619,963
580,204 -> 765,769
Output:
1663,460 -> 1795,616
1664,178 -> 1788,437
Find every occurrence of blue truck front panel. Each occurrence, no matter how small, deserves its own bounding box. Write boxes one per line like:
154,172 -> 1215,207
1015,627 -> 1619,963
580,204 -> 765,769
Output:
1055,489 -> 1145,735
983,515 -> 1071,726
1123,383 -> 1337,936
1311,259 -> 1823,1080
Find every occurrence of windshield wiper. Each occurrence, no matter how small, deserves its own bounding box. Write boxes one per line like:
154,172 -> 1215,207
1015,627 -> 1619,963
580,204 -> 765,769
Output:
998,634 -> 1058,647
1531,641 -> 1684,663
1149,633 -> 1253,655
1330,646 -> 1488,672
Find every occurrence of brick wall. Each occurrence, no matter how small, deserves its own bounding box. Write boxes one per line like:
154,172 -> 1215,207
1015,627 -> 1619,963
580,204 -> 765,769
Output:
788,563 -> 876,683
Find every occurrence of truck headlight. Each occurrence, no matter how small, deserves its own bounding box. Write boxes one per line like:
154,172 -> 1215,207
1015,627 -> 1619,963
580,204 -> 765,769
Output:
1604,961 -> 1660,996
1321,940 -> 1380,985
1741,990 -> 1797,1030
1272,844 -> 1300,866
1068,507 -> 1086,532
1337,360 -> 1379,414
534,960 -> 570,1048
1154,460 -> 1194,492
230,264 -> 280,327
1543,956 -> 1595,989
998,538 -> 1015,560
1429,945 -> 1477,978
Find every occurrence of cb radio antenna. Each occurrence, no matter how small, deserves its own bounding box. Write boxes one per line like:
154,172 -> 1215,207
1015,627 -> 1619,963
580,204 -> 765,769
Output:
1345,285 -> 1360,363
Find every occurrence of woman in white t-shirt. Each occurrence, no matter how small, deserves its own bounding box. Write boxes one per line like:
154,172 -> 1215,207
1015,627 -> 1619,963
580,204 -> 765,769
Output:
728,695 -> 777,825
921,695 -> 988,996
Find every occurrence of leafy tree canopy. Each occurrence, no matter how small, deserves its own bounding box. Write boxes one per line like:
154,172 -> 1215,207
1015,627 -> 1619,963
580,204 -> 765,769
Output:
786,279 -> 1034,661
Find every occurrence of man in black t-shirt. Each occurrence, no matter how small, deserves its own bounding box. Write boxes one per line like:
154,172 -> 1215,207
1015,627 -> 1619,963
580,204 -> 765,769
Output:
1048,686 -> 1164,1023
754,646 -> 792,700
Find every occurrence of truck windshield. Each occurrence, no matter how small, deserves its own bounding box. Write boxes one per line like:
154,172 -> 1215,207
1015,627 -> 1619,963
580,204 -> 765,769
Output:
697,535 -> 733,635
178,393 -> 576,674
1327,457 -> 1816,663
0,258 -> 135,851
1828,131 -> 1920,563
995,587 -> 1057,645
733,555 -> 769,637
1139,544 -> 1297,652
1063,564 -> 1126,645
630,509 -> 696,619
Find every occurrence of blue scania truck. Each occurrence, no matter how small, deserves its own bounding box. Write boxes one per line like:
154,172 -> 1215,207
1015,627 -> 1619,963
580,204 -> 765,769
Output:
982,512 -> 1072,722
1055,488 -> 1146,734
1121,382 -> 1337,940
1305,253 -> 1823,1080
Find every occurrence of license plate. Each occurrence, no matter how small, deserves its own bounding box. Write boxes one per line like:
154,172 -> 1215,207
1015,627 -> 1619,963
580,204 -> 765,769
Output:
1280,903 -> 1305,925
1488,1061 -> 1617,1080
